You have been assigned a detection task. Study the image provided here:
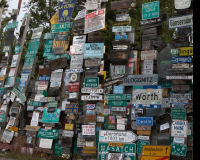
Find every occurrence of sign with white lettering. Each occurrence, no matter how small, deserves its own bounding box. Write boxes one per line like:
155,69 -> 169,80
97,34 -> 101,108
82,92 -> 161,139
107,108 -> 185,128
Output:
142,1 -> 159,20
31,27 -> 43,39
112,26 -> 132,32
113,86 -> 124,94
172,56 -> 192,63
171,120 -> 188,138
81,95 -> 103,101
84,43 -> 104,59
136,117 -> 153,126
81,88 -> 103,94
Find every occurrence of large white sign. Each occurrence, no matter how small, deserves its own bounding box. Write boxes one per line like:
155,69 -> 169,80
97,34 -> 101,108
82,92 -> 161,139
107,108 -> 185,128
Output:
99,130 -> 137,143
81,88 -> 104,94
39,138 -> 53,149
81,95 -> 103,101
82,125 -> 95,135
175,0 -> 191,9
171,120 -> 188,138
73,35 -> 86,45
70,44 -> 84,55
169,14 -> 193,29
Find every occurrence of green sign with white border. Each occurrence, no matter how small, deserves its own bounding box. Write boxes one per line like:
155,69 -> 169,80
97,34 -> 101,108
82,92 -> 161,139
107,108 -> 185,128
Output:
142,1 -> 159,20
84,77 -> 99,88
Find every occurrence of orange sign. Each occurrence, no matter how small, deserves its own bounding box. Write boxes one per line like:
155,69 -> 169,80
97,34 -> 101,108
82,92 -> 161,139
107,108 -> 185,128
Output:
142,146 -> 171,157
9,126 -> 18,132
137,130 -> 151,135
50,11 -> 59,24
141,156 -> 170,160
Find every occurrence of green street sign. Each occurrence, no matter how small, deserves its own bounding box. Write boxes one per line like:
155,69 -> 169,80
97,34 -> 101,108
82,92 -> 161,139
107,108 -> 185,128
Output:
171,108 -> 186,120
98,142 -> 136,160
37,128 -> 59,139
108,101 -> 127,107
29,101 -> 42,107
171,143 -> 187,157
142,1 -> 159,20
46,54 -> 69,60
137,140 -> 150,154
5,22 -> 18,30
15,45 -> 21,54
42,108 -> 61,123
51,22 -> 73,33
84,77 -> 99,88
108,94 -> 131,101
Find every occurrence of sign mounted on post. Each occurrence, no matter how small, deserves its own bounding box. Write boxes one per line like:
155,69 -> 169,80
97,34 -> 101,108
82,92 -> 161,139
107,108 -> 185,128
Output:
113,86 -> 124,94
84,9 -> 105,34
179,47 -> 193,56
107,94 -> 131,101
112,26 -> 132,32
142,1 -> 159,20
99,130 -> 137,143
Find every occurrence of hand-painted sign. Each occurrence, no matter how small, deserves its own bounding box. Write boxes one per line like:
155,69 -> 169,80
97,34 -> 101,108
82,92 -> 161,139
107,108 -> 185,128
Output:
107,94 -> 131,101
171,143 -> 187,157
113,86 -> 124,94
42,108 -> 61,123
123,74 -> 158,86
136,117 -> 153,126
168,14 -> 193,29
84,77 -> 99,88
172,56 -> 192,63
142,146 -> 171,157
99,130 -> 137,143
171,108 -> 186,120
142,1 -> 159,20
84,43 -> 104,59
112,26 -> 132,32
81,88 -> 103,94
179,47 -> 193,56
37,128 -> 59,139
51,22 -> 73,33
82,125 -> 95,135
171,120 -> 188,138
58,0 -> 75,23
84,9 -> 105,34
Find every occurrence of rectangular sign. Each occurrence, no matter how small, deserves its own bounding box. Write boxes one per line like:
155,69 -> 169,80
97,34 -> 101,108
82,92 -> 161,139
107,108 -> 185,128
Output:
81,88 -> 103,94
73,35 -> 86,44
51,22 -> 73,33
84,77 -> 99,88
141,50 -> 157,60
179,47 -> 193,56
82,125 -> 95,135
143,60 -> 153,74
112,26 -> 132,32
171,120 -> 188,138
108,101 -> 127,107
171,108 -> 186,120
136,117 -> 153,126
172,56 -> 192,63
5,22 -> 18,30
142,146 -> 171,157
168,14 -> 193,29
42,108 -> 61,123
81,95 -> 103,101
171,143 -> 187,157
84,43 -> 104,59
116,14 -> 129,22
142,1 -> 159,20
107,94 -> 131,101
141,156 -> 170,160
113,86 -> 124,94
37,128 -> 59,139
123,74 -> 158,86
31,27 -> 43,39
84,9 -> 105,34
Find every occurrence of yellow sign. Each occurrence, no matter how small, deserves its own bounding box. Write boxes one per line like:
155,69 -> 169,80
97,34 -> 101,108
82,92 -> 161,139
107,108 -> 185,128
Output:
141,156 -> 170,160
179,47 -> 193,56
137,130 -> 151,135
0,76 -> 4,81
65,124 -> 74,130
142,146 -> 171,157
108,142 -> 124,147
50,11 -> 59,24
9,126 -> 18,132
53,33 -> 70,51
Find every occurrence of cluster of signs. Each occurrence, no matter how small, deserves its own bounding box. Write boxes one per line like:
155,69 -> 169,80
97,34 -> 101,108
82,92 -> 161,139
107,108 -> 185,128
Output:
0,0 -> 193,160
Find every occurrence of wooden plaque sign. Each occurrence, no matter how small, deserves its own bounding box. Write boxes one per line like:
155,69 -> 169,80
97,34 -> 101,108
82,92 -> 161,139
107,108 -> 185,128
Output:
111,0 -> 135,10
49,57 -> 68,71
88,31 -> 104,43
109,50 -> 129,64
85,58 -> 101,67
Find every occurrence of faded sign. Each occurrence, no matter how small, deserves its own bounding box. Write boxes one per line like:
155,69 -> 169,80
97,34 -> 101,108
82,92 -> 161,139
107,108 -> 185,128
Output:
84,43 -> 104,59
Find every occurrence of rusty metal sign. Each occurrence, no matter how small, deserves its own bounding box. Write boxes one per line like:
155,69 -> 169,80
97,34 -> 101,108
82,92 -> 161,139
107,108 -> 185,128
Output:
49,57 -> 68,71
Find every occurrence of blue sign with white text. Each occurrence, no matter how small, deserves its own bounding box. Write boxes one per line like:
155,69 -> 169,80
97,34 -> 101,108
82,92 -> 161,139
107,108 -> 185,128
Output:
115,35 -> 128,40
172,57 -> 192,63
59,0 -> 76,23
113,86 -> 124,94
39,76 -> 50,81
136,117 -> 153,126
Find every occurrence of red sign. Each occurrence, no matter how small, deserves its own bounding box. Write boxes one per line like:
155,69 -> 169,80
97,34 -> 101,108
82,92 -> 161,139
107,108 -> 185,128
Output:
68,82 -> 80,92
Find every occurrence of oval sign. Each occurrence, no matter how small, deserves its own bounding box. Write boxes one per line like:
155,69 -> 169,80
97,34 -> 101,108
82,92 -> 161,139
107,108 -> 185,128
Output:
99,130 -> 138,143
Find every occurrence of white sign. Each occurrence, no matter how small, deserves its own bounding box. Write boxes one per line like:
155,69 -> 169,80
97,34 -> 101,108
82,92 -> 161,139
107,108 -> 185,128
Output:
74,9 -> 87,20
62,130 -> 74,137
116,14 -> 130,22
141,50 -> 157,60
112,26 -> 132,32
175,0 -> 191,9
31,27 -> 43,39
73,35 -> 86,45
81,88 -> 104,94
82,125 -> 95,135
160,123 -> 170,131
30,111 -> 39,126
11,55 -> 19,67
117,124 -> 125,130
81,95 -> 103,101
85,0 -> 98,10
99,130 -> 137,143
173,137 -> 185,144
138,136 -> 150,141
143,60 -> 153,74
39,138 -> 53,149
169,14 -> 193,29
70,44 -> 84,55
166,76 -> 193,80
70,55 -> 83,69
171,120 -> 188,138
97,116 -> 104,122
65,68 -> 83,73
69,92 -> 78,99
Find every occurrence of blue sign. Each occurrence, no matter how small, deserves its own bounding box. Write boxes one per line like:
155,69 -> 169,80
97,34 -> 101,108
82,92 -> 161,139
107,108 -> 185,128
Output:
39,76 -> 50,81
172,57 -> 192,63
59,0 -> 76,23
115,35 -> 128,40
136,117 -> 153,126
113,86 -> 124,94
132,104 -> 162,109
84,43 -> 104,59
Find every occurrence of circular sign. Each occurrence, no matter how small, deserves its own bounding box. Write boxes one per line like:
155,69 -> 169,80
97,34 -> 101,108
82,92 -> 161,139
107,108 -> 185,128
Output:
71,73 -> 77,82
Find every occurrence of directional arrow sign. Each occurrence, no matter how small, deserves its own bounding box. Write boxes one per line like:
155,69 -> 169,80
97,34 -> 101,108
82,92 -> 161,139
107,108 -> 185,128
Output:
99,130 -> 137,143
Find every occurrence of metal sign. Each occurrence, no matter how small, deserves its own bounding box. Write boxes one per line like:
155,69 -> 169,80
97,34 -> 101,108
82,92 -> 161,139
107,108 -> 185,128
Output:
166,76 -> 193,80
82,125 -> 95,135
111,0 -> 134,10
65,103 -> 78,113
110,107 -> 126,112
84,0 -> 98,10
143,60 -> 153,74
141,50 -> 157,60
136,117 -> 153,126
108,101 -> 127,107
50,11 -> 59,24
141,156 -> 170,160
70,55 -> 83,69
168,14 -> 193,29
73,35 -> 86,44
115,34 -> 128,41
84,9 -> 105,34
116,14 -> 129,22
112,26 -> 132,32
44,33 -> 55,39
84,43 -> 104,59
99,130 -> 137,143
171,143 -> 187,157
142,146 -> 171,157
69,44 -> 84,55
81,95 -> 103,101
42,108 -> 61,123
62,130 -> 74,138
113,86 -> 124,94
68,82 -> 80,92
171,120 -> 188,138
85,58 -> 101,67
58,0 -> 75,23
84,77 -> 99,88
107,94 -> 131,101
51,22 -> 73,33
31,27 -> 43,39
5,22 -> 18,30
142,1 -> 159,20
123,74 -> 158,86
172,56 -> 192,63
81,88 -> 103,94
175,0 -> 191,9
171,108 -> 186,120
87,104 -> 95,110
172,63 -> 190,69
37,128 -> 59,139
137,140 -> 150,154
179,47 -> 193,56
74,9 -> 87,20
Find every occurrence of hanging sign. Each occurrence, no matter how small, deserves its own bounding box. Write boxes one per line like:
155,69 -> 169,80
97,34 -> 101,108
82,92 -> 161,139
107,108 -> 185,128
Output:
123,74 -> 158,86
171,120 -> 188,138
99,130 -> 137,143
179,47 -> 193,56
58,0 -> 75,23
136,117 -> 153,126
84,43 -> 104,59
82,125 -> 95,135
142,146 -> 171,157
51,22 -> 73,33
168,14 -> 193,29
142,1 -> 159,20
84,9 -> 105,34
